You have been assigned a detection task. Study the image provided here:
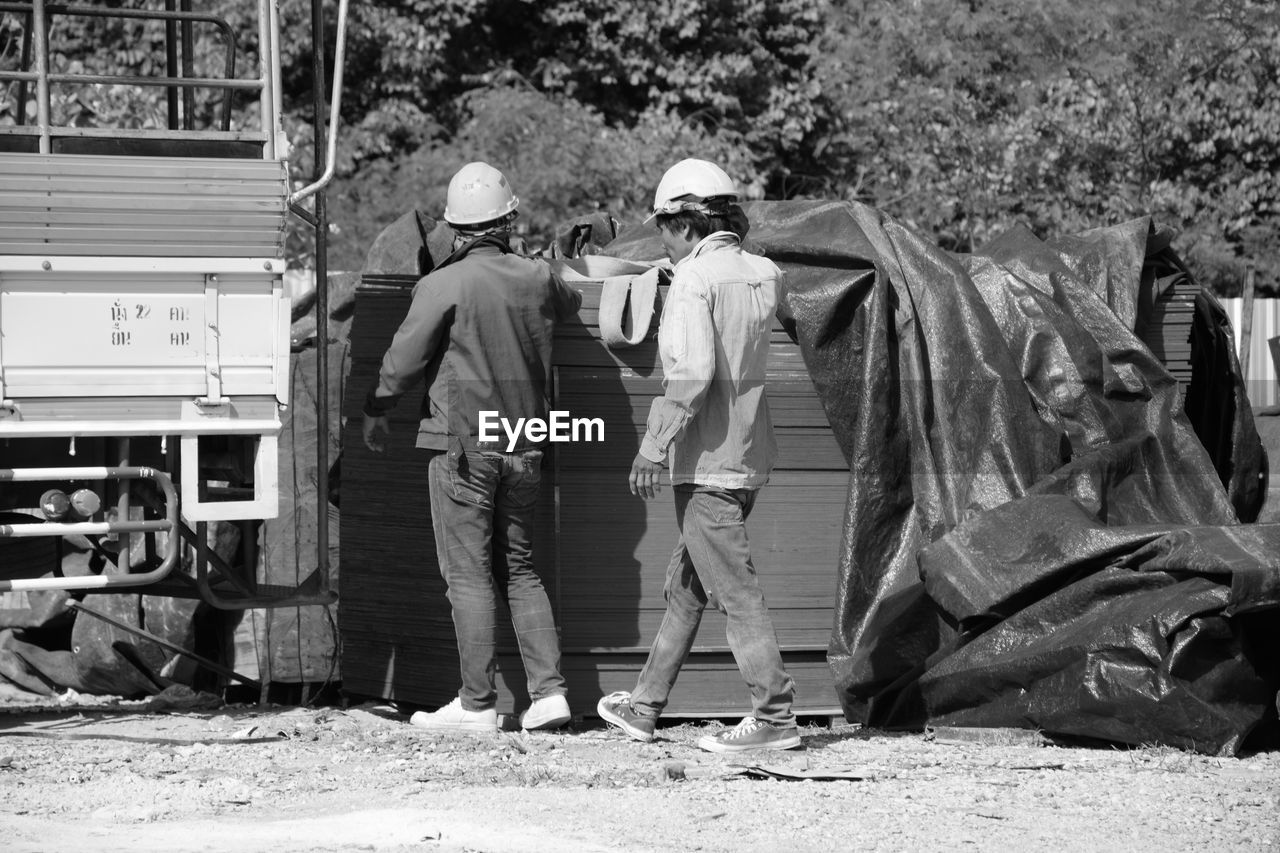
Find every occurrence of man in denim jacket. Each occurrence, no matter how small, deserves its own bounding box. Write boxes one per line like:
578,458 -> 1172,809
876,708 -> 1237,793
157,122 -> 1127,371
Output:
598,159 -> 800,753
362,162 -> 582,734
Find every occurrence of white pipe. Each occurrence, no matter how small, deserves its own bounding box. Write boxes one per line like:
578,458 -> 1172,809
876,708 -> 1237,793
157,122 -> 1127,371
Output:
268,0 -> 283,160
257,0 -> 275,159
289,0 -> 349,205
33,0 -> 50,153
0,519 -> 171,537
0,466 -> 142,479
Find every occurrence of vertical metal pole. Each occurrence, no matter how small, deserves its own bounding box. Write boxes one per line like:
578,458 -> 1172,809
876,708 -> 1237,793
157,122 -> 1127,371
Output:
258,610 -> 272,704
241,519 -> 256,597
1268,336 -> 1280,399
257,0 -> 276,159
218,17 -> 238,132
164,0 -> 179,130
552,367 -> 562,617
180,0 -> 195,131
311,0 -> 330,597
1240,268 -> 1256,381
17,9 -> 32,127
32,0 -> 50,153
196,518 -> 210,595
116,437 -> 131,574
270,0 -> 285,159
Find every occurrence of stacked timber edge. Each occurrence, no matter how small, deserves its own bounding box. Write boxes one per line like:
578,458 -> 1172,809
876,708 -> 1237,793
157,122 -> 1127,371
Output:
340,273 -> 847,717
1139,272 -> 1199,386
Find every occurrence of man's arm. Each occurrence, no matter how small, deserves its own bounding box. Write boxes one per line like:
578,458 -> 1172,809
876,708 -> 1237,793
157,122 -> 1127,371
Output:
629,274 -> 715,497
550,267 -> 584,321
362,279 -> 453,452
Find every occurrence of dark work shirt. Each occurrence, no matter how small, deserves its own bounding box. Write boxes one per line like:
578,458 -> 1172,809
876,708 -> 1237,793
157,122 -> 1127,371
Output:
364,243 -> 582,451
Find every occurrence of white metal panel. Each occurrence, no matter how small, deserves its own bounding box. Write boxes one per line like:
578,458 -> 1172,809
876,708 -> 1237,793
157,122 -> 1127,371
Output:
1221,297 -> 1280,408
216,274 -> 286,397
0,398 -> 281,438
0,256 -> 284,274
0,258 -> 289,403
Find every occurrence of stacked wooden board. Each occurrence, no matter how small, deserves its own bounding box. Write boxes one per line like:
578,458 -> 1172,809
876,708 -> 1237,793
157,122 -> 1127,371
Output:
1139,274 -> 1200,385
339,273 -> 847,716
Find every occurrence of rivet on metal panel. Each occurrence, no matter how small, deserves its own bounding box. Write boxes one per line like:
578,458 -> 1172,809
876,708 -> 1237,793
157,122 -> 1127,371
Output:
41,260 -> 51,271
263,261 -> 272,271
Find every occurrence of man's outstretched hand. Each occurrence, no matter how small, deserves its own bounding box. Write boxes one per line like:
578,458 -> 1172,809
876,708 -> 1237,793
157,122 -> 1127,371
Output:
362,414 -> 390,453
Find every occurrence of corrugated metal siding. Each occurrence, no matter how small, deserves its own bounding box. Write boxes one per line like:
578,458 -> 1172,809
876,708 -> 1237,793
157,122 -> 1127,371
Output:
0,153 -> 286,258
1221,297 -> 1280,408
340,276 -> 846,717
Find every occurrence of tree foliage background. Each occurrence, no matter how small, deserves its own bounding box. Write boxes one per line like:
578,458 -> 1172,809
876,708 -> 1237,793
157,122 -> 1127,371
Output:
1,0 -> 1276,294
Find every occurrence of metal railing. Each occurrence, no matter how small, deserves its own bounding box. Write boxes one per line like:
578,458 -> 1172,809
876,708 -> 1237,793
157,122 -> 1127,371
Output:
0,465 -> 179,592
0,0 -> 268,153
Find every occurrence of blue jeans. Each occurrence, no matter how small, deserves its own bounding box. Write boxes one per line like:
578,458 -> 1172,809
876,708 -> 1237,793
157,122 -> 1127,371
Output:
427,449 -> 566,711
631,485 -> 796,724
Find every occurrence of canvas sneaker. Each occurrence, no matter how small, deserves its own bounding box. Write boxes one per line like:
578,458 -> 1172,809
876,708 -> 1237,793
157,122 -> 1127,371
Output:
596,691 -> 656,743
696,717 -> 802,753
409,697 -> 497,733
520,694 -> 572,731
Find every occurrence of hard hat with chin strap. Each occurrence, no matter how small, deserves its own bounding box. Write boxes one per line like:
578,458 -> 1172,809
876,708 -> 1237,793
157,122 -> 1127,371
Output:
444,161 -> 520,226
646,158 -> 739,223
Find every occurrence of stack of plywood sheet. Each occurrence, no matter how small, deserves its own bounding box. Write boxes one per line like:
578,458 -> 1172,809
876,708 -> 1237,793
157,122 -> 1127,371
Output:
1140,274 -> 1200,386
339,273 -> 847,716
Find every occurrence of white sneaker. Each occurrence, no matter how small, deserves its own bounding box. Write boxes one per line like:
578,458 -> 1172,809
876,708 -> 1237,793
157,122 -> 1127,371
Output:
520,694 -> 571,731
409,697 -> 497,733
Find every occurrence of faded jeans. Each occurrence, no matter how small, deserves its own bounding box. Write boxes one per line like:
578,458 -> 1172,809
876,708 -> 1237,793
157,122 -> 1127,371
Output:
427,449 -> 566,711
631,485 -> 796,724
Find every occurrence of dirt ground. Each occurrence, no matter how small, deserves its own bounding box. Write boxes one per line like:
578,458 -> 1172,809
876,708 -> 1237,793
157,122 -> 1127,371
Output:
1,691 -> 1277,853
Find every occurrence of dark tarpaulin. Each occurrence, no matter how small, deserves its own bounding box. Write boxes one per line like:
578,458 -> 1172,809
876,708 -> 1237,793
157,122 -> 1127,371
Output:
604,201 -> 1277,754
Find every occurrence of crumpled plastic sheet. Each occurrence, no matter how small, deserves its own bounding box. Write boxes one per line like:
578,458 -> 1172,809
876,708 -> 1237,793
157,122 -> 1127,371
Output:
605,201 -> 1276,755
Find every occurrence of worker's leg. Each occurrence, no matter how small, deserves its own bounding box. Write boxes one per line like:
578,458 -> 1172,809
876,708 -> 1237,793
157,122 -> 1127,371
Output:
492,449 -> 566,702
428,450 -> 500,711
679,486 -> 795,725
630,487 -> 709,718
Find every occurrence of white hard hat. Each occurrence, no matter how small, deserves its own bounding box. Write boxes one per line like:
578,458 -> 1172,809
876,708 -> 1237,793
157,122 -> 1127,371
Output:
444,161 -> 520,226
646,158 -> 739,223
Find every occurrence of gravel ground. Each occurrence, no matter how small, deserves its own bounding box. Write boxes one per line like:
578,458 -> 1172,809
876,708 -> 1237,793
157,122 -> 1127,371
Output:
0,695 -> 1277,852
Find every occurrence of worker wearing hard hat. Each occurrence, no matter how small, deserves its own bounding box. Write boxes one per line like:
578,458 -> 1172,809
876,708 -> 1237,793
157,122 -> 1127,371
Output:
362,162 -> 582,735
598,159 -> 801,753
